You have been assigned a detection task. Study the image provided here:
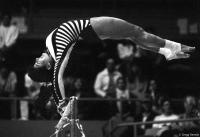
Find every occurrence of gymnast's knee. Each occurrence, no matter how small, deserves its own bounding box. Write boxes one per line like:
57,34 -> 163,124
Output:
133,26 -> 147,40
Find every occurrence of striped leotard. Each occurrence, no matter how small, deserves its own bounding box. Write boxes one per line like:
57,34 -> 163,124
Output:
46,19 -> 93,107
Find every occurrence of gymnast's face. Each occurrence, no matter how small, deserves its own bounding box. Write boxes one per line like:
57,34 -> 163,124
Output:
34,53 -> 52,69
28,52 -> 54,82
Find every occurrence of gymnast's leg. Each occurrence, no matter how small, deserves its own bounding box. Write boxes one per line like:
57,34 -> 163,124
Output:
90,16 -> 195,60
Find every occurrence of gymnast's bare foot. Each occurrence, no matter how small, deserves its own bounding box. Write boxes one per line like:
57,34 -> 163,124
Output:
181,44 -> 195,53
167,44 -> 195,60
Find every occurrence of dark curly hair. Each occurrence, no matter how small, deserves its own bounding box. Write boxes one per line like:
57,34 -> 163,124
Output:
28,49 -> 54,82
28,66 -> 54,82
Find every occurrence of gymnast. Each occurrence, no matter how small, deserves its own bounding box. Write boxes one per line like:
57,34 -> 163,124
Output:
28,16 -> 195,130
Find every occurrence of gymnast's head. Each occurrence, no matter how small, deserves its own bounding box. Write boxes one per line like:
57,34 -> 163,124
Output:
28,49 -> 54,82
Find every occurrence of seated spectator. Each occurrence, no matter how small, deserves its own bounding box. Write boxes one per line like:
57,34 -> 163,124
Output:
71,77 -> 92,120
153,95 -> 167,115
43,97 -> 60,120
148,96 -> 200,137
114,76 -> 135,116
138,100 -> 157,132
63,76 -> 75,97
147,80 -> 166,115
5,70 -> 18,119
127,62 -> 149,101
62,76 -> 93,120
179,95 -> 200,128
153,98 -> 179,128
19,73 -> 41,120
126,62 -> 149,118
34,83 -> 59,120
67,77 -> 90,98
0,67 -> 17,119
0,67 -> 10,96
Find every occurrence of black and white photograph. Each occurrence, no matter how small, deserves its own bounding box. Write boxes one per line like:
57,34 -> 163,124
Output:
0,0 -> 199,137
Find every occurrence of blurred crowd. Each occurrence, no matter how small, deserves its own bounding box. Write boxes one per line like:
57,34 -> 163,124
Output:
0,12 -> 199,137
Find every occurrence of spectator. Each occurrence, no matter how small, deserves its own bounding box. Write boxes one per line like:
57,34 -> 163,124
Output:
126,62 -> 149,118
147,80 -> 162,114
148,80 -> 157,102
63,76 -> 75,97
197,97 -> 200,116
19,73 -> 40,120
0,67 -> 9,96
179,95 -> 200,128
0,67 -> 17,97
0,13 -> 19,62
127,62 -> 149,101
34,83 -> 59,120
138,100 -> 157,131
94,58 -> 122,98
102,76 -> 136,137
152,95 -> 166,115
73,78 -> 84,97
0,67 -> 17,119
63,76 -> 93,120
5,70 -> 17,119
114,76 -> 135,116
71,77 -> 92,120
66,77 -> 90,98
43,97 -> 60,120
94,58 -> 122,119
117,41 -> 135,61
153,98 -> 179,128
